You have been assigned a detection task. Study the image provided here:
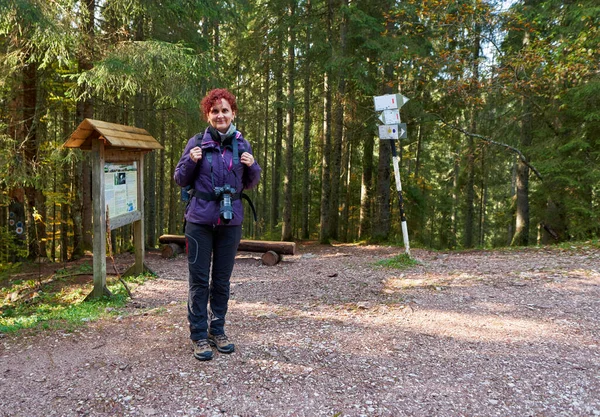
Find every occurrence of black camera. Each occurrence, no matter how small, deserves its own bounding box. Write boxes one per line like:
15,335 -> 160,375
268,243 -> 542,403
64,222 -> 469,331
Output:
214,184 -> 236,223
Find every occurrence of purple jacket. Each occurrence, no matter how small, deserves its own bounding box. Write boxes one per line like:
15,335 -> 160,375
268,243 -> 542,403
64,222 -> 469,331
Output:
174,128 -> 261,226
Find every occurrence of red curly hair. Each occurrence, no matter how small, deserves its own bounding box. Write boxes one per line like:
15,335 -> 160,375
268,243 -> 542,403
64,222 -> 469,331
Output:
200,88 -> 238,119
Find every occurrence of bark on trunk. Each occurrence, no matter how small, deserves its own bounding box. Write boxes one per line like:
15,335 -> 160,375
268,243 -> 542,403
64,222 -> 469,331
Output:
512,95 -> 532,246
301,2 -> 312,240
262,52 -> 270,235
77,0 -> 95,252
327,0 -> 348,240
319,71 -> 333,243
282,2 -> 296,242
22,61 -> 45,260
271,36 -> 284,234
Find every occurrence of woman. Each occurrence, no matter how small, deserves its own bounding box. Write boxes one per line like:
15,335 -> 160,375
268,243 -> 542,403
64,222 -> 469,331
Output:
174,88 -> 261,361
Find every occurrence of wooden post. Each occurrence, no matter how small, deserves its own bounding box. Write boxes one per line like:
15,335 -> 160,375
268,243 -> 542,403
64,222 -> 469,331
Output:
132,154 -> 145,275
88,137 -> 111,299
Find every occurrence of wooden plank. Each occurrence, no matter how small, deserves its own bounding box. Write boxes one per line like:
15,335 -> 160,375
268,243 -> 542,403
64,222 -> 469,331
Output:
101,131 -> 163,149
87,119 -> 150,135
64,121 -> 98,148
105,149 -> 147,162
108,211 -> 142,230
64,119 -> 163,150
158,235 -> 296,255
238,239 -> 296,255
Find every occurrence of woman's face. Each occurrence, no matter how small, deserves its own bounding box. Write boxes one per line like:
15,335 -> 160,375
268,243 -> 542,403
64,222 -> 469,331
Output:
206,98 -> 235,133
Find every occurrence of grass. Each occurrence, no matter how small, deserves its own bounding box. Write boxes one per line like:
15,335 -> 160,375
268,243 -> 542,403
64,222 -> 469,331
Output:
0,262 -> 155,334
374,253 -> 420,269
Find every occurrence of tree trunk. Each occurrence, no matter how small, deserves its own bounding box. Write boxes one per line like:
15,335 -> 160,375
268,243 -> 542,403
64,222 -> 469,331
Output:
319,0 -> 333,244
261,50 -> 270,235
146,108 -> 157,248
464,21 -> 481,248
542,198 -> 567,243
22,60 -> 45,260
61,105 -> 71,262
319,71 -> 333,243
340,139 -> 351,242
479,145 -> 487,246
507,159 -> 517,245
359,137 -> 374,240
282,1 -> 296,242
301,0 -> 312,240
327,0 -> 347,240
271,36 -> 284,234
451,141 -> 460,249
464,135 -> 476,247
168,121 -> 177,234
359,96 -> 374,240
512,95 -> 532,246
157,113 -> 166,240
77,0 -> 95,252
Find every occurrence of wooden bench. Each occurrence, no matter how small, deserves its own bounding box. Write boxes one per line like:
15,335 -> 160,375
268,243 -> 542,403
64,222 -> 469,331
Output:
158,234 -> 296,266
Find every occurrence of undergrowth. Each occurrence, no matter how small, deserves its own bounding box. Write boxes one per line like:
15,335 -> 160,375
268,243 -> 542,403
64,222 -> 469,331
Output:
0,263 -> 154,334
374,253 -> 420,269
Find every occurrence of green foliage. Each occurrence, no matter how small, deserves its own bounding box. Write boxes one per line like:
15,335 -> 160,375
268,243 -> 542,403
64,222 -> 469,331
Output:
72,40 -> 209,109
0,134 -> 28,206
0,0 -> 75,71
0,227 -> 28,266
374,253 -> 419,269
0,271 -> 155,334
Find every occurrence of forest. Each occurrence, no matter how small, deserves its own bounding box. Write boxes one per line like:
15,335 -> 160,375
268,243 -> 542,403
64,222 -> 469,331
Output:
0,0 -> 598,262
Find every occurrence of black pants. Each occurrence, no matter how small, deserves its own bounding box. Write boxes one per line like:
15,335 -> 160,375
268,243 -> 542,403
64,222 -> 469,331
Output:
185,222 -> 242,341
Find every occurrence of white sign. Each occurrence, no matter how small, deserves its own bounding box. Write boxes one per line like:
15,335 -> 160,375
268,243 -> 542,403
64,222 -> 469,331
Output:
378,124 -> 399,140
378,109 -> 400,125
104,162 -> 138,219
373,94 -> 409,111
378,123 -> 408,140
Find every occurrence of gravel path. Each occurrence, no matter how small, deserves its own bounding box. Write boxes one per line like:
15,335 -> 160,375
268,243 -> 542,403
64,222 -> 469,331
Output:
1,244 -> 599,417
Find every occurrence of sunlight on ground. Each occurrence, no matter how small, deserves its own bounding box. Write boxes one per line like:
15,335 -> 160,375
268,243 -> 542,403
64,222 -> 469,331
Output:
231,300 -> 585,346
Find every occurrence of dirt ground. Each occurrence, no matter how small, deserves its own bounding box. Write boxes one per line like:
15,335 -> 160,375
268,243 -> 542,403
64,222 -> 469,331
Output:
1,243 -> 599,417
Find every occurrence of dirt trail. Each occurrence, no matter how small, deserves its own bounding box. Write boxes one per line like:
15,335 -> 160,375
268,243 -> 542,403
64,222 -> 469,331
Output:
1,244 -> 599,417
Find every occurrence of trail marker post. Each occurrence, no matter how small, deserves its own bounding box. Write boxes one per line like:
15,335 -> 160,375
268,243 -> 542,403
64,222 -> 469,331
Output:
373,93 -> 411,256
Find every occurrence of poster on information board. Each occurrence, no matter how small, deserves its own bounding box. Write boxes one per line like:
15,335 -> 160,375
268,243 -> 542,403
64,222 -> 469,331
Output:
104,162 -> 138,219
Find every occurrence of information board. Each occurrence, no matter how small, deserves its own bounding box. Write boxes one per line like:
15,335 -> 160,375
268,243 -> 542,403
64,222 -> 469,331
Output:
104,162 -> 138,219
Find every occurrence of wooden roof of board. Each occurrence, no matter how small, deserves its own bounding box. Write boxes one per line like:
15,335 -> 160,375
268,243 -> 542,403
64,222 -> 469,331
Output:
64,119 -> 163,151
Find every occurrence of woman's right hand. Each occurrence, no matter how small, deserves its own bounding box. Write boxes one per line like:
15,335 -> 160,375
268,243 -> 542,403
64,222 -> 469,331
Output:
190,146 -> 202,163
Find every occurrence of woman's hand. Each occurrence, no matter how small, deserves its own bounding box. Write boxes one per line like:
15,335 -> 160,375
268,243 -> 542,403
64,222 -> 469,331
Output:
190,146 -> 202,163
240,152 -> 255,166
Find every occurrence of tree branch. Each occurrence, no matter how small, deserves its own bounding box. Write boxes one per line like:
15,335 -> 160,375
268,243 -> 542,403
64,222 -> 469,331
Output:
435,115 -> 543,181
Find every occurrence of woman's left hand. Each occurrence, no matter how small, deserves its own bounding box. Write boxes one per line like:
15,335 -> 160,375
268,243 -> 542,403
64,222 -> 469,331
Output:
240,152 -> 255,166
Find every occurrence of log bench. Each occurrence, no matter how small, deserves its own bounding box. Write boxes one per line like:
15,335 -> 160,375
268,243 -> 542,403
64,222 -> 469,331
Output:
158,234 -> 296,266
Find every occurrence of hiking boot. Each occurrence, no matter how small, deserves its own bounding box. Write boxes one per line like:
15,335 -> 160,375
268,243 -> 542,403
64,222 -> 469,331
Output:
191,339 -> 213,361
208,333 -> 235,354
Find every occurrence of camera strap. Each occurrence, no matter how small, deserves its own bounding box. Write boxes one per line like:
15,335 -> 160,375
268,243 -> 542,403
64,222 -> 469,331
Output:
188,189 -> 257,222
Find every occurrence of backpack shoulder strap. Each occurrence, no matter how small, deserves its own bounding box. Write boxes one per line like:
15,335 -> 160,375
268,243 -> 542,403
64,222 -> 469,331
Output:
241,192 -> 257,222
232,132 -> 239,165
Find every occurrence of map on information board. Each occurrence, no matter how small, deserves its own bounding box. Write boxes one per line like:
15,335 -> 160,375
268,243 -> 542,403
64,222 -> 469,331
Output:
104,163 -> 138,219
